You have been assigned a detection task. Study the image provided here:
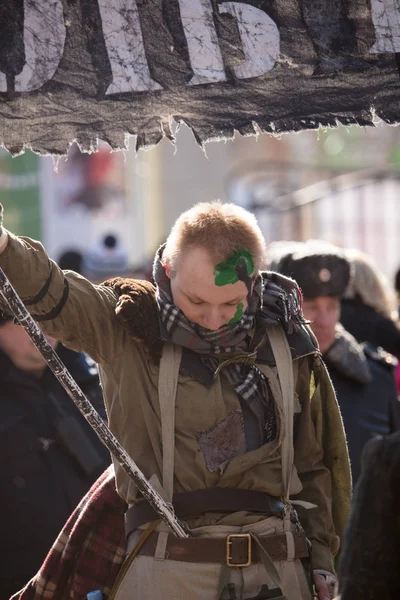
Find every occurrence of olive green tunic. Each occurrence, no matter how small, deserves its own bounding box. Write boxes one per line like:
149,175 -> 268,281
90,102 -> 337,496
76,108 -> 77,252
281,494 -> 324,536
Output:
0,233 -> 351,573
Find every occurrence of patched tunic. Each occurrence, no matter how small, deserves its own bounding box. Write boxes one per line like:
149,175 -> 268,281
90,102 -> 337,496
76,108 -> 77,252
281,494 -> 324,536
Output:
0,233 -> 351,573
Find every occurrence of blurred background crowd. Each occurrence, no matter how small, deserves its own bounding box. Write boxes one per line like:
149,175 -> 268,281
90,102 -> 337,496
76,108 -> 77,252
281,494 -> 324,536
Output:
2,121 -> 400,598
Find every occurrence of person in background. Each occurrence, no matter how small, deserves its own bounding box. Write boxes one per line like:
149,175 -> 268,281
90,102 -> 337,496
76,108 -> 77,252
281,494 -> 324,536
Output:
394,265 -> 400,318
270,240 -> 400,483
82,233 -> 130,282
0,314 -> 110,600
340,248 -> 400,359
57,249 -> 84,275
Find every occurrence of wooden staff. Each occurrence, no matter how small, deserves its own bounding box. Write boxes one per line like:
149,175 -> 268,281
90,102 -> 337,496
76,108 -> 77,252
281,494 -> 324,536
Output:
0,267 -> 188,539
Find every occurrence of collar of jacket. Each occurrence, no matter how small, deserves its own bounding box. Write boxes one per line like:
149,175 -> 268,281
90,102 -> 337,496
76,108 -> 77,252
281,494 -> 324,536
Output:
0,343 -> 99,389
0,347 -> 51,388
0,349 -> 23,383
101,276 -> 318,367
323,323 -> 372,384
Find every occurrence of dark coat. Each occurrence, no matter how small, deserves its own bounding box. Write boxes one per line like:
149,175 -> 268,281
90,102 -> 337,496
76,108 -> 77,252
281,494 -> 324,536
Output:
338,432 -> 400,600
341,298 -> 400,358
324,325 -> 400,483
0,344 -> 110,583
10,466 -> 126,600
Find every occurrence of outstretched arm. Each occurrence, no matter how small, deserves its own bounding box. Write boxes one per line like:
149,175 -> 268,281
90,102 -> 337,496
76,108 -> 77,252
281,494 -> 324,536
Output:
0,213 -> 124,365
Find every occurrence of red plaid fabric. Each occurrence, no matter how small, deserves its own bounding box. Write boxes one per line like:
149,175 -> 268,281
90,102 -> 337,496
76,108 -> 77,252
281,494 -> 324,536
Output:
11,466 -> 127,600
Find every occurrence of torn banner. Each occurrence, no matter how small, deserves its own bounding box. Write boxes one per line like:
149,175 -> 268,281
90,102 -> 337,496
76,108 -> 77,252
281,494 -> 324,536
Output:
1,0 -> 400,155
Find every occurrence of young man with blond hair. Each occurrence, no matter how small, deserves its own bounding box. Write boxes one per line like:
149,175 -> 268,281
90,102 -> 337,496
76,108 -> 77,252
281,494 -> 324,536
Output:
0,201 -> 350,600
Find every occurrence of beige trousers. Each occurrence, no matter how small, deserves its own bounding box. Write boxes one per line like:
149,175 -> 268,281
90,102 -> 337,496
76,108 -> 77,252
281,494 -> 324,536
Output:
114,515 -> 313,600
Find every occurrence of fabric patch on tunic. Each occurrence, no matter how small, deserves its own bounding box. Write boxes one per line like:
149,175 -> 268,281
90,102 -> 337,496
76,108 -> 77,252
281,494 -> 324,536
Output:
198,409 -> 246,472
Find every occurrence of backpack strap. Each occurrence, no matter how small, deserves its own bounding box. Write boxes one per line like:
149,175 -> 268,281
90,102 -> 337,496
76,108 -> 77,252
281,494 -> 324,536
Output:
158,341 -> 182,502
158,331 -> 297,505
266,325 -> 295,503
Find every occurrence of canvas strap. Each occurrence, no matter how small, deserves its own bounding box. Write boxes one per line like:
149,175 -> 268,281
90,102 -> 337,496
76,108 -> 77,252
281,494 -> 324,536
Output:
158,330 -> 295,503
266,325 -> 295,503
158,341 -> 182,502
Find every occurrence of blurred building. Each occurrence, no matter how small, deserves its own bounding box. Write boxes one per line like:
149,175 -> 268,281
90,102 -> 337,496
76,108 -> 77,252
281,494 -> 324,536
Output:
1,122 -> 400,281
0,148 -> 41,239
132,121 -> 400,282
253,171 -> 400,282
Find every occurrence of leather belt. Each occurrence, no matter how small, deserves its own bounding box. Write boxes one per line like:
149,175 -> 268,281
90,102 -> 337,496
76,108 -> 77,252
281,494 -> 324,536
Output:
137,530 -> 309,566
125,488 -> 289,537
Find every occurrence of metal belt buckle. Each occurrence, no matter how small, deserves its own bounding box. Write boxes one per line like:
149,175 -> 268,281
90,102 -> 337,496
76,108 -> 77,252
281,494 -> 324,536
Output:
226,533 -> 252,567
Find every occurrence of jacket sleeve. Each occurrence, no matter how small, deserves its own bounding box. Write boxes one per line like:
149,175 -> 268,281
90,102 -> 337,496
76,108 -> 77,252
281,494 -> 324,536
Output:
292,354 -> 352,573
0,232 -> 124,364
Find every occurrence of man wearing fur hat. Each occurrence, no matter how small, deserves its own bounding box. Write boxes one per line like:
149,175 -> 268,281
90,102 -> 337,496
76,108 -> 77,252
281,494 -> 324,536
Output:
0,202 -> 350,600
271,240 -> 399,484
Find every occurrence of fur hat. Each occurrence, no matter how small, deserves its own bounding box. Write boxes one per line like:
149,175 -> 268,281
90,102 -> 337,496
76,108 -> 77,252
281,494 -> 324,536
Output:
272,240 -> 352,299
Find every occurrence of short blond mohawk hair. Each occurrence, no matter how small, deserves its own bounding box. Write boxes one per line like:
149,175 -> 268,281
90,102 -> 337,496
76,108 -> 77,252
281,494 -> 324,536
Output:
163,201 -> 266,274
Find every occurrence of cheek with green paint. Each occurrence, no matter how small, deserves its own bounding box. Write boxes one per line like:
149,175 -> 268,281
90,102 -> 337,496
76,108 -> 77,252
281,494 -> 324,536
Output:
229,302 -> 244,324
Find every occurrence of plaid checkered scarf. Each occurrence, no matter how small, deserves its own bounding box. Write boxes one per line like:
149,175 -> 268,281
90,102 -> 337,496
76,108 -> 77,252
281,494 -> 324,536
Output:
153,247 -> 304,441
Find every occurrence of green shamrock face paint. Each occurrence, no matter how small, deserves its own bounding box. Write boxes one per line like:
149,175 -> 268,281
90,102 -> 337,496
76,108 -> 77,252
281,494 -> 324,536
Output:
214,249 -> 254,286
229,302 -> 244,324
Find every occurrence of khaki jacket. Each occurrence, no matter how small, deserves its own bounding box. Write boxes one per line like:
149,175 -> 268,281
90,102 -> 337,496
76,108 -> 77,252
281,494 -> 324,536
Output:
0,234 -> 351,573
